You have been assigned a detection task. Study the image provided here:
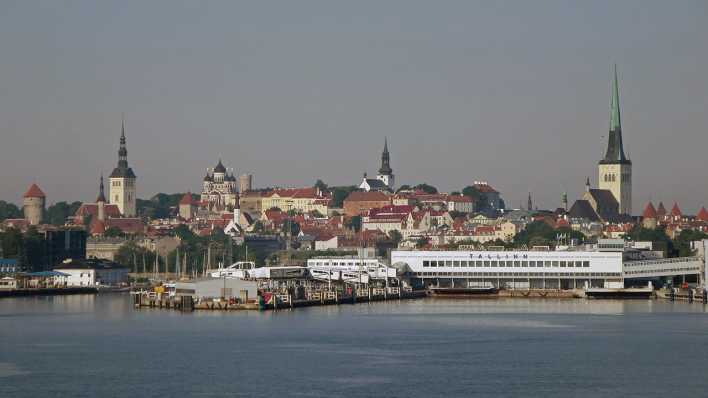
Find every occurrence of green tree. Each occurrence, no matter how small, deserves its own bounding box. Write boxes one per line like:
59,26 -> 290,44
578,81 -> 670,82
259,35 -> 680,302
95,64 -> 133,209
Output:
0,201 -> 22,221
1,228 -> 24,259
103,227 -> 125,238
461,186 -> 482,201
314,179 -> 328,192
330,186 -> 359,208
413,183 -> 438,194
345,216 -> 362,233
45,201 -> 82,225
388,230 -> 403,245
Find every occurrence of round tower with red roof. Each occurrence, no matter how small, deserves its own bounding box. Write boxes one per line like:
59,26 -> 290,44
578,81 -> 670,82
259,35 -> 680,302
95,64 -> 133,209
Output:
22,183 -> 46,225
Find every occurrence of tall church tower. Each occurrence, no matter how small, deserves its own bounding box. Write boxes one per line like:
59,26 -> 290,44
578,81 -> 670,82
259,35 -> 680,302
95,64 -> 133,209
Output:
109,119 -> 137,217
598,66 -> 632,215
376,137 -> 395,190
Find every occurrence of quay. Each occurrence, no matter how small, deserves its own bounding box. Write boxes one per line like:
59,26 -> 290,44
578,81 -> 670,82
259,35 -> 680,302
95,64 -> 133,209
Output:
0,286 -> 98,298
132,286 -> 426,312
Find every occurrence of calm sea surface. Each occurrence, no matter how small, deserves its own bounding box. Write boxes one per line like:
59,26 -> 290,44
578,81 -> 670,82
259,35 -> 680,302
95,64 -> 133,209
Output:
2,294 -> 708,397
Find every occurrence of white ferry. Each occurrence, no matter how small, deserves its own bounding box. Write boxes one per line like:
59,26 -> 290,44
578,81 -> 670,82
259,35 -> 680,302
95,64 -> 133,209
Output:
306,257 -> 397,282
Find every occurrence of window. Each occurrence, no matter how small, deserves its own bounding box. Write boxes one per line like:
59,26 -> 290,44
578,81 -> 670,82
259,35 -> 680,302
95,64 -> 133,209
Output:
453,261 -> 460,267
476,261 -> 483,267
491,261 -> 497,267
552,261 -> 559,267
560,261 -> 566,267
445,261 -> 452,267
423,261 -> 430,268
529,261 -> 536,267
522,261 -> 528,267
514,261 -> 520,267
575,261 -> 583,268
583,261 -> 590,268
484,261 -> 490,267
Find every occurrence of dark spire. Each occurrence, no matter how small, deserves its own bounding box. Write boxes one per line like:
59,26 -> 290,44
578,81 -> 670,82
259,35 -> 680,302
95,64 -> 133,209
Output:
96,174 -> 106,203
585,177 -> 591,192
110,117 -> 137,178
527,192 -> 533,211
600,65 -> 631,165
378,137 -> 393,175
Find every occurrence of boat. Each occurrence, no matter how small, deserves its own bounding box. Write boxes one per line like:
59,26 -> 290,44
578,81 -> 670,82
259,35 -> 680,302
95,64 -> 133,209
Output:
210,261 -> 256,279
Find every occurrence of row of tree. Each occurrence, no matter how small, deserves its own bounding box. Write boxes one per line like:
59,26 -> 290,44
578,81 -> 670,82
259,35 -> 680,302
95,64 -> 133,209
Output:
0,200 -> 83,226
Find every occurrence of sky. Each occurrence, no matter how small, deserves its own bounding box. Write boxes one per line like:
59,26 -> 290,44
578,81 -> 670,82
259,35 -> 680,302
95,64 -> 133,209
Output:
1,1 -> 707,213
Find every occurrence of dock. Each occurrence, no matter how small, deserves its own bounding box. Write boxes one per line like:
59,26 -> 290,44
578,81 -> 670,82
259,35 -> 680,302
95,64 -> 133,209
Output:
132,287 -> 426,312
0,287 -> 98,298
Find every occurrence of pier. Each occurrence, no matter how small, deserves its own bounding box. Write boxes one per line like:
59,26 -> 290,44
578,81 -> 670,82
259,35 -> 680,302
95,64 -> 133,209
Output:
0,287 -> 98,298
132,286 -> 426,312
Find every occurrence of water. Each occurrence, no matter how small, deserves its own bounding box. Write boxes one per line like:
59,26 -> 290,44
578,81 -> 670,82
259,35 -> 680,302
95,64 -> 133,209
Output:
2,294 -> 708,398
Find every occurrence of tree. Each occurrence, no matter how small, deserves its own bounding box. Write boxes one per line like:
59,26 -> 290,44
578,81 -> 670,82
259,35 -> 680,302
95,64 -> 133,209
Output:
1,227 -> 24,259
396,185 -> 412,193
45,201 -> 82,225
413,183 -> 437,194
673,230 -> 708,257
330,186 -> 359,208
461,186 -> 482,201
415,236 -> 430,248
388,230 -> 403,245
314,179 -> 328,192
0,201 -> 22,222
345,216 -> 362,233
22,226 -> 45,271
103,227 -> 125,238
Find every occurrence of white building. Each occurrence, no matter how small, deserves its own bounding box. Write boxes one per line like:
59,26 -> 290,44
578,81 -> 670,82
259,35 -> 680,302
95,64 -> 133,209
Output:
391,249 -> 623,290
54,259 -> 130,287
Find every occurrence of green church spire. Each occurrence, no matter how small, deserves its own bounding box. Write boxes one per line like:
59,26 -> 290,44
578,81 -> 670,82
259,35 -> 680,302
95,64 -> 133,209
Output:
610,64 -> 621,133
600,65 -> 630,164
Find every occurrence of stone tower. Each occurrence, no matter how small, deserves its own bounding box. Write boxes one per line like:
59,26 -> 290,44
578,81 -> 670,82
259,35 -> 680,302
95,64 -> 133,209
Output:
23,183 -> 46,225
598,65 -> 632,215
376,137 -> 395,190
109,119 -> 137,217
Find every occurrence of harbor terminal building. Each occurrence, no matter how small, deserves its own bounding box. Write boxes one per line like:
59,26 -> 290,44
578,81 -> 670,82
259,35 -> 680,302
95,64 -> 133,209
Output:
392,248 -> 625,290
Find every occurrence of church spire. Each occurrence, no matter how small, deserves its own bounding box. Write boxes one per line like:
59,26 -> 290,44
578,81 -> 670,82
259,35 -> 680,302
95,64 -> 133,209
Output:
378,137 -> 392,175
601,65 -> 630,164
110,117 -> 136,179
96,174 -> 106,203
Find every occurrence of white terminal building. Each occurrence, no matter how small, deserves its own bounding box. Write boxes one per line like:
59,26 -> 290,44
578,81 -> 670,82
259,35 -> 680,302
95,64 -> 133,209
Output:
392,239 -> 707,291
392,247 -> 625,291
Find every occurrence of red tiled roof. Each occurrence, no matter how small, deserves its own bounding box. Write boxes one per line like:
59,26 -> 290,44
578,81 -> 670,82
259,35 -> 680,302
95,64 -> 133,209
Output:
473,183 -> 498,193
656,202 -> 667,216
90,219 -> 106,235
344,191 -> 390,202
179,192 -> 195,205
671,202 -> 682,217
447,195 -> 473,203
105,218 -> 145,234
642,202 -> 657,219
23,183 -> 46,198
74,203 -> 121,220
697,207 -> 708,222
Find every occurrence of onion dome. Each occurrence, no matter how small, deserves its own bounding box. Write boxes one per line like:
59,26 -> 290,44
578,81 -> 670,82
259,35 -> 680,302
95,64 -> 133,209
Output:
214,159 -> 226,173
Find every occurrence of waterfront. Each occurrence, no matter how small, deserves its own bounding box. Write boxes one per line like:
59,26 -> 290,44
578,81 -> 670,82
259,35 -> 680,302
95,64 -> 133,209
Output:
2,295 -> 708,397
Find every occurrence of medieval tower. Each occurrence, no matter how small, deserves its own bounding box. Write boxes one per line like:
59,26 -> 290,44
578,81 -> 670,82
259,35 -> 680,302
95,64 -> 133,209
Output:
109,120 -> 137,217
22,183 -> 46,225
598,66 -> 632,215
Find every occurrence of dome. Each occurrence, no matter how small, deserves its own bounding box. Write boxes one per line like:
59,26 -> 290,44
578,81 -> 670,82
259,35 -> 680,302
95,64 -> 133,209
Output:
214,159 -> 226,174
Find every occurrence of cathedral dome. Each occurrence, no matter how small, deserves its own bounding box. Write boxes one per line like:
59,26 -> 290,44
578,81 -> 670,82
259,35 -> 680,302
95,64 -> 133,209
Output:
214,159 -> 227,174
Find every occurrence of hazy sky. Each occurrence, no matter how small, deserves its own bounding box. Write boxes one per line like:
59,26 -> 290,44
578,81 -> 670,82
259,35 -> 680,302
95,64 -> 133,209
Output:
1,1 -> 707,213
